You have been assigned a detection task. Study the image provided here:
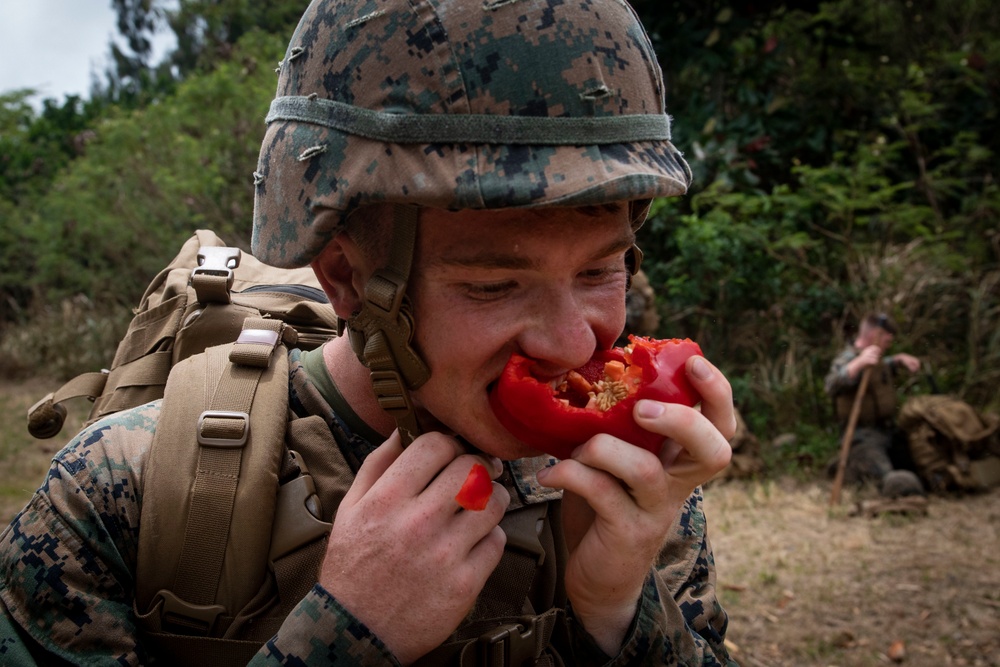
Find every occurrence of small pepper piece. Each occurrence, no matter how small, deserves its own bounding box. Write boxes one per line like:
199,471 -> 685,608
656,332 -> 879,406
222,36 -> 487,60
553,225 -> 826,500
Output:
455,463 -> 493,511
489,336 -> 703,459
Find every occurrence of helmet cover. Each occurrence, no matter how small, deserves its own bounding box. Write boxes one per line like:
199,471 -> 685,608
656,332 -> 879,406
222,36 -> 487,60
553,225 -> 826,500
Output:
252,0 -> 692,268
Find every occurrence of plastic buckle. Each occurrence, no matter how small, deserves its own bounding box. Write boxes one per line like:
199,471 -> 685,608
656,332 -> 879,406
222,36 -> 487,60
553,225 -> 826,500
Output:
193,246 -> 241,282
156,589 -> 225,636
197,410 -> 250,448
269,457 -> 332,561
191,246 -> 241,303
477,617 -> 538,667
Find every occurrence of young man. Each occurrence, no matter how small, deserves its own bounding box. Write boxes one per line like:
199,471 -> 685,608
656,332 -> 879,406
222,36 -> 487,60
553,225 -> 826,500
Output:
1,0 -> 738,664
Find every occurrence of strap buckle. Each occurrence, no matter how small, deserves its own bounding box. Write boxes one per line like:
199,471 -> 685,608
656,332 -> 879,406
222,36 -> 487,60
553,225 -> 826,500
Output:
156,589 -> 225,636
477,616 -> 539,667
197,410 -> 250,448
191,246 -> 242,303
269,453 -> 332,561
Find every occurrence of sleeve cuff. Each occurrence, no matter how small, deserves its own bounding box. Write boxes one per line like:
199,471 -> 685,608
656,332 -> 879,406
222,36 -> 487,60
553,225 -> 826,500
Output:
254,584 -> 399,665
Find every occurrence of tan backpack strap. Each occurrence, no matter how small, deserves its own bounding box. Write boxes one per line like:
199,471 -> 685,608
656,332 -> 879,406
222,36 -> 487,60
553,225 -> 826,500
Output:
136,317 -> 293,636
173,318 -> 290,616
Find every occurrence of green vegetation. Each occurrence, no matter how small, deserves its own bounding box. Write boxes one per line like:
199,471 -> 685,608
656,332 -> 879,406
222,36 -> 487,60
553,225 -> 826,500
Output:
1,1 -> 997,472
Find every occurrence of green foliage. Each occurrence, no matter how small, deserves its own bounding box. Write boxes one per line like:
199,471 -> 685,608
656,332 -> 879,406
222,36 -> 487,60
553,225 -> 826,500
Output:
6,31 -> 285,312
166,0 -> 305,74
106,0 -> 305,88
0,296 -> 131,381
634,0 -> 999,462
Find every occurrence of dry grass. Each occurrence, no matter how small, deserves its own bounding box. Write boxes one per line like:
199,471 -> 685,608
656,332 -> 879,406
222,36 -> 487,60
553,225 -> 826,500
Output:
0,378 -> 93,524
707,478 -> 1000,667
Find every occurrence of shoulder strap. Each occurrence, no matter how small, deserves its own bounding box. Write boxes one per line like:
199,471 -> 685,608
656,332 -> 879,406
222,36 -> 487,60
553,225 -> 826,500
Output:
135,317 -> 294,636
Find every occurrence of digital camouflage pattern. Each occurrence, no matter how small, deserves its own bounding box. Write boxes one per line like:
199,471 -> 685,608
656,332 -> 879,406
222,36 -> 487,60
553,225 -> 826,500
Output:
1,351 -> 734,665
252,0 -> 692,268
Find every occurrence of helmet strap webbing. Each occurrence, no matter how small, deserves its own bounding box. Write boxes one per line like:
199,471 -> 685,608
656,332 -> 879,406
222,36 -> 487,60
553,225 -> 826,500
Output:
344,204 -> 431,446
625,199 -> 648,291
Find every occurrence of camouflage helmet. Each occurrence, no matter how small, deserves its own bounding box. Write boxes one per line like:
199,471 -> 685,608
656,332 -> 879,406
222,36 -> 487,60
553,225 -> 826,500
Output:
252,0 -> 692,268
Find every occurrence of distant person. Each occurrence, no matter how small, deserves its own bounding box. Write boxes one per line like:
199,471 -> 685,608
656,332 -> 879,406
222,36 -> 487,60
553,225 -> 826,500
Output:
824,312 -> 923,493
824,312 -> 921,430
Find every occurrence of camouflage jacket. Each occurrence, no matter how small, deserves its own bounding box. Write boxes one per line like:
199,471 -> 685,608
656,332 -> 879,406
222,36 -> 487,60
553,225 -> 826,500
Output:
0,348 -> 735,666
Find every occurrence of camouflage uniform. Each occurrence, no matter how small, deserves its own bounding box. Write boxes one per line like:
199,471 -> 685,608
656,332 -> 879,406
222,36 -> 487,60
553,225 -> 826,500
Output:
0,349 -> 734,665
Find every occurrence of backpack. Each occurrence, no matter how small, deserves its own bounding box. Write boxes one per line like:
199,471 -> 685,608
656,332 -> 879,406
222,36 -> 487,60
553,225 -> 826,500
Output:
27,229 -> 338,440
26,230 -> 565,665
23,231 -> 341,661
897,394 -> 1000,493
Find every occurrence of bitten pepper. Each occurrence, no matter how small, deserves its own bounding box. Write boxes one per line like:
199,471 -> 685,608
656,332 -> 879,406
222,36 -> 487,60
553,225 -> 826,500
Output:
489,336 -> 703,459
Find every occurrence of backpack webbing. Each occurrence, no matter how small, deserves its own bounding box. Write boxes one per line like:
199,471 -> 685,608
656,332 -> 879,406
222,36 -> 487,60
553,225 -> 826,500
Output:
134,316 -> 332,656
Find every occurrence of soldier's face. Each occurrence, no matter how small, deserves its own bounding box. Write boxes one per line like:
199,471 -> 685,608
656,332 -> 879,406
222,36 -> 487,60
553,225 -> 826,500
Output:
873,328 -> 894,351
407,205 -> 633,459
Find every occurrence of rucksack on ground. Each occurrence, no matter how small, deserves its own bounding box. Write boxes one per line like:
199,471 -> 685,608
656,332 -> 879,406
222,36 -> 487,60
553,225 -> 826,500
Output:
898,394 -> 1000,493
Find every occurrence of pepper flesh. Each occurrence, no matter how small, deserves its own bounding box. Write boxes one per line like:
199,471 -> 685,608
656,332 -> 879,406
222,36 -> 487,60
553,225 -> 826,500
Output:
454,463 -> 493,511
489,336 -> 703,459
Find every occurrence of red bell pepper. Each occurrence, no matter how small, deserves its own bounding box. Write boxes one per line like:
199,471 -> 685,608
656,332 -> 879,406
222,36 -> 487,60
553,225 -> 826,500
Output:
489,336 -> 703,459
454,463 -> 493,511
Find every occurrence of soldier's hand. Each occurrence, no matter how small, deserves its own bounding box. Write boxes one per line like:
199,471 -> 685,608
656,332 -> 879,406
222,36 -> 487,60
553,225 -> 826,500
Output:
852,345 -> 883,376
318,431 -> 509,665
893,352 -> 921,373
535,355 -> 733,655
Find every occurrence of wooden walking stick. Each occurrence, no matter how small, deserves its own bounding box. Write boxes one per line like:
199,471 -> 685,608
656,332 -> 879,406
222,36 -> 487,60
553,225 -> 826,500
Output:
830,366 -> 872,506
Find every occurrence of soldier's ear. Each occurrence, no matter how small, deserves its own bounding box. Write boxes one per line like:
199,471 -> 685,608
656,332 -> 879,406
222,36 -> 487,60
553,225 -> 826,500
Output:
311,233 -> 367,316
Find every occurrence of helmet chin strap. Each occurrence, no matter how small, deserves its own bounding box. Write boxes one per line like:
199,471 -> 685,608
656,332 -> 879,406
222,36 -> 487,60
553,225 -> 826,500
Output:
625,199 -> 648,290
342,204 -> 430,446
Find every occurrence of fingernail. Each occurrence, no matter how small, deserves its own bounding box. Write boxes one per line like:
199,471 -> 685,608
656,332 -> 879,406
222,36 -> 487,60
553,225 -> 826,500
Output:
636,400 -> 665,419
691,357 -> 712,380
536,466 -> 551,482
489,456 -> 503,475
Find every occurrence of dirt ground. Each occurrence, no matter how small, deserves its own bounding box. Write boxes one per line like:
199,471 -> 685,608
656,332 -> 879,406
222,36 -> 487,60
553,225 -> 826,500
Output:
706,478 -> 1000,667
2,380 -> 998,666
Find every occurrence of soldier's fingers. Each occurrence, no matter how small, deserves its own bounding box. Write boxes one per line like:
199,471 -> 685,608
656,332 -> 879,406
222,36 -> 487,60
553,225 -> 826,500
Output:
343,430 -> 404,507
686,356 -> 737,440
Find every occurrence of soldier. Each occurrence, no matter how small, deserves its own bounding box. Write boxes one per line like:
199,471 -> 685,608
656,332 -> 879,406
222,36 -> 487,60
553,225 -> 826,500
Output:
0,0 -> 738,665
825,313 -> 921,430
824,313 -> 922,487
